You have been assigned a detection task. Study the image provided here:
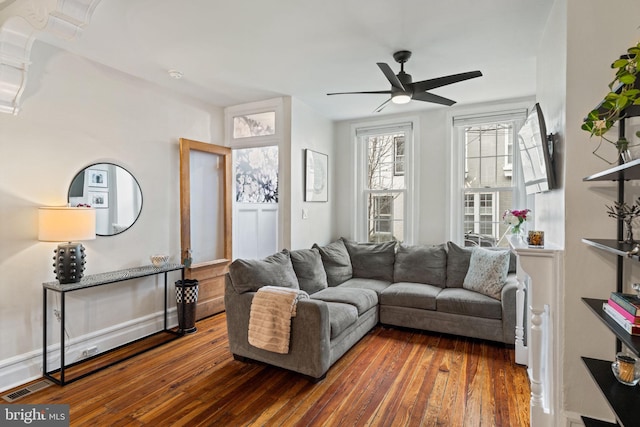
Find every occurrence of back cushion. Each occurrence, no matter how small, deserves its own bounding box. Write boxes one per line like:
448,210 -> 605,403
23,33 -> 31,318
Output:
313,239 -> 353,286
290,248 -> 328,294
343,239 -> 396,282
394,243 -> 447,287
228,250 -> 299,294
445,241 -> 474,288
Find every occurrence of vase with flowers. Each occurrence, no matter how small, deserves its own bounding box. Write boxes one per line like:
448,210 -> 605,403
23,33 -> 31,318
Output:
503,209 -> 531,239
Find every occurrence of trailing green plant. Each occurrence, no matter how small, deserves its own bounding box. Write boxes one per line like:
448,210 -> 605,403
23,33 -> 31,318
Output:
583,40 -> 640,162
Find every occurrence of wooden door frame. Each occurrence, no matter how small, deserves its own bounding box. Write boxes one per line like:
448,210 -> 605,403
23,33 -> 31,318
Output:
179,138 -> 232,317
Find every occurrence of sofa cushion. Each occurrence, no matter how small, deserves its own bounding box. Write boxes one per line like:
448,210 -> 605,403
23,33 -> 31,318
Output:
343,239 -> 395,282
313,239 -> 353,286
337,278 -> 392,295
445,241 -> 473,288
379,282 -> 442,311
228,250 -> 299,294
436,288 -> 502,319
311,287 -> 378,315
290,248 -> 328,294
463,247 -> 510,300
394,243 -> 446,287
324,302 -> 359,339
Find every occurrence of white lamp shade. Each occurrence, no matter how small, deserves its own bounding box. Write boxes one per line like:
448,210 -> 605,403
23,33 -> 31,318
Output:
38,207 -> 96,242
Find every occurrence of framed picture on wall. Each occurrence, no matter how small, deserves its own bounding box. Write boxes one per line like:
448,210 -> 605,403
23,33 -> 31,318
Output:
87,169 -> 108,187
305,149 -> 328,202
88,191 -> 109,208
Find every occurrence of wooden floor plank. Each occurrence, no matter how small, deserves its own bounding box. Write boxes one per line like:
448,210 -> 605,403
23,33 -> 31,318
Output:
2,313 -> 530,426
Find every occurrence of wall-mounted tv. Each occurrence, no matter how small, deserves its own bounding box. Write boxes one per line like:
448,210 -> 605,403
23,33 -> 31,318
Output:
518,103 -> 555,194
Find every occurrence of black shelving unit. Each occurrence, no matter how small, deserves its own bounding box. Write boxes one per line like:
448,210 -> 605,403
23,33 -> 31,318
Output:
581,120 -> 640,426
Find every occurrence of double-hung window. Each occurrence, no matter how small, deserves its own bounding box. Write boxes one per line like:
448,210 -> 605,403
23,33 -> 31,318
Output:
453,110 -> 527,247
355,122 -> 414,243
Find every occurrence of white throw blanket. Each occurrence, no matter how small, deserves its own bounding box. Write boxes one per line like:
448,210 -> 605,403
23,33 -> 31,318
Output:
248,286 -> 308,354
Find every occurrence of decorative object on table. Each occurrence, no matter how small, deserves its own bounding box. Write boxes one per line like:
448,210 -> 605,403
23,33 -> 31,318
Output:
582,40 -> 640,164
175,279 -> 199,334
150,254 -> 169,267
527,230 -> 545,248
38,206 -> 96,284
612,352 -> 640,386
502,209 -> 531,236
606,200 -> 640,243
305,149 -> 328,202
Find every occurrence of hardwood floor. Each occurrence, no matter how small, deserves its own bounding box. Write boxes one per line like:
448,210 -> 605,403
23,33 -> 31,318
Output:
4,313 -> 530,426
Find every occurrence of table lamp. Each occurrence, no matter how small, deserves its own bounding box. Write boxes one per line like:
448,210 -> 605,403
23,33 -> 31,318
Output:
38,206 -> 96,284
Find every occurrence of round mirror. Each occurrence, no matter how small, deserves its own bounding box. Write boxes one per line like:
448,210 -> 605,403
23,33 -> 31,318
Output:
68,163 -> 143,236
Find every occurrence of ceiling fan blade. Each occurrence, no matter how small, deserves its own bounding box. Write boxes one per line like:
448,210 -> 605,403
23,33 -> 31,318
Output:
377,63 -> 405,91
413,91 -> 456,106
373,98 -> 392,113
327,90 -> 392,96
411,71 -> 482,93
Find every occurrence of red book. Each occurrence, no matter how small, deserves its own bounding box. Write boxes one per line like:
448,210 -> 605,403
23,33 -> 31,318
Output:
607,298 -> 640,325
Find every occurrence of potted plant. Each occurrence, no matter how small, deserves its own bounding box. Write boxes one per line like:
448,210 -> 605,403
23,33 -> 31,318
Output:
582,40 -> 640,163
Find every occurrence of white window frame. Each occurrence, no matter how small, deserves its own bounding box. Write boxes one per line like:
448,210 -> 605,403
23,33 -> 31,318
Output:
447,103 -> 530,245
351,118 -> 418,244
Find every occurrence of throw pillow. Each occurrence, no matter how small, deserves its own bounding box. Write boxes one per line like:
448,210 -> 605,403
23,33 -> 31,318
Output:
445,241 -> 474,288
462,247 -> 510,300
312,239 -> 353,286
343,239 -> 396,282
228,250 -> 300,294
290,248 -> 329,294
394,243 -> 447,286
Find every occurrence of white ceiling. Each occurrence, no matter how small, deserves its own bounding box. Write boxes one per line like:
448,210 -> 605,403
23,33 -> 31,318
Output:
36,0 -> 555,121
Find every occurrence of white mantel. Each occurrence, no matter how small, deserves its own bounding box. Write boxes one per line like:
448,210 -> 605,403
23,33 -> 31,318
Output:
508,235 -> 563,427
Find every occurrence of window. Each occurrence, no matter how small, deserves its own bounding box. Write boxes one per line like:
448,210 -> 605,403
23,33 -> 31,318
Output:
356,122 -> 414,243
453,109 -> 527,247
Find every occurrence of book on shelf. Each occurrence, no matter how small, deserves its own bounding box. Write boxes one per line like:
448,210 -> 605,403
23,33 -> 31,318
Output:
607,298 -> 640,325
610,292 -> 640,316
602,302 -> 640,335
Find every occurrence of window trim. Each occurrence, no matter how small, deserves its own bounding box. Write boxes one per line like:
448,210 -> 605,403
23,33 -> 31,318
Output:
352,117 -> 419,244
447,101 -> 531,245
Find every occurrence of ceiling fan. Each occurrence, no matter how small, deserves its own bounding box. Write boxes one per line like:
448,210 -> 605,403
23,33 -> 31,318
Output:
327,50 -> 482,113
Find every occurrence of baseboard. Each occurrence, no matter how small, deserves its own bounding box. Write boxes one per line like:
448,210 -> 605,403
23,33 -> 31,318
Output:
0,308 -> 179,393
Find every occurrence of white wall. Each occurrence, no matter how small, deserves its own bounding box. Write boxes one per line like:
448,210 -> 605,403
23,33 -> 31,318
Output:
535,0 -> 567,247
561,0 -> 640,420
0,41 -> 223,391
290,98 -> 335,249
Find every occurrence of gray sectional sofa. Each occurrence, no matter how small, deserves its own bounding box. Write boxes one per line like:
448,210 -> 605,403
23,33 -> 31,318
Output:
224,238 -> 517,381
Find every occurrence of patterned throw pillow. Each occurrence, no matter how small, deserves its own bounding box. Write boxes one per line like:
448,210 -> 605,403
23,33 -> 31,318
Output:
462,247 -> 510,300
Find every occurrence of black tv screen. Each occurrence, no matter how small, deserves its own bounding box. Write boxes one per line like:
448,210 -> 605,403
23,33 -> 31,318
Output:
518,103 -> 555,194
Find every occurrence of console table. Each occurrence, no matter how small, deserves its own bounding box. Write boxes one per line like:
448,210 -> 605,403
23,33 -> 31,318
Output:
43,263 -> 184,385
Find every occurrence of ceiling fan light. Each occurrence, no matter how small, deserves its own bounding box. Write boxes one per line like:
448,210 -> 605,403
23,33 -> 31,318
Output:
392,93 -> 411,104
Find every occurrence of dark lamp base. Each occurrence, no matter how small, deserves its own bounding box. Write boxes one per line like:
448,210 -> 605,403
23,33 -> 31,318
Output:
53,242 -> 87,284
